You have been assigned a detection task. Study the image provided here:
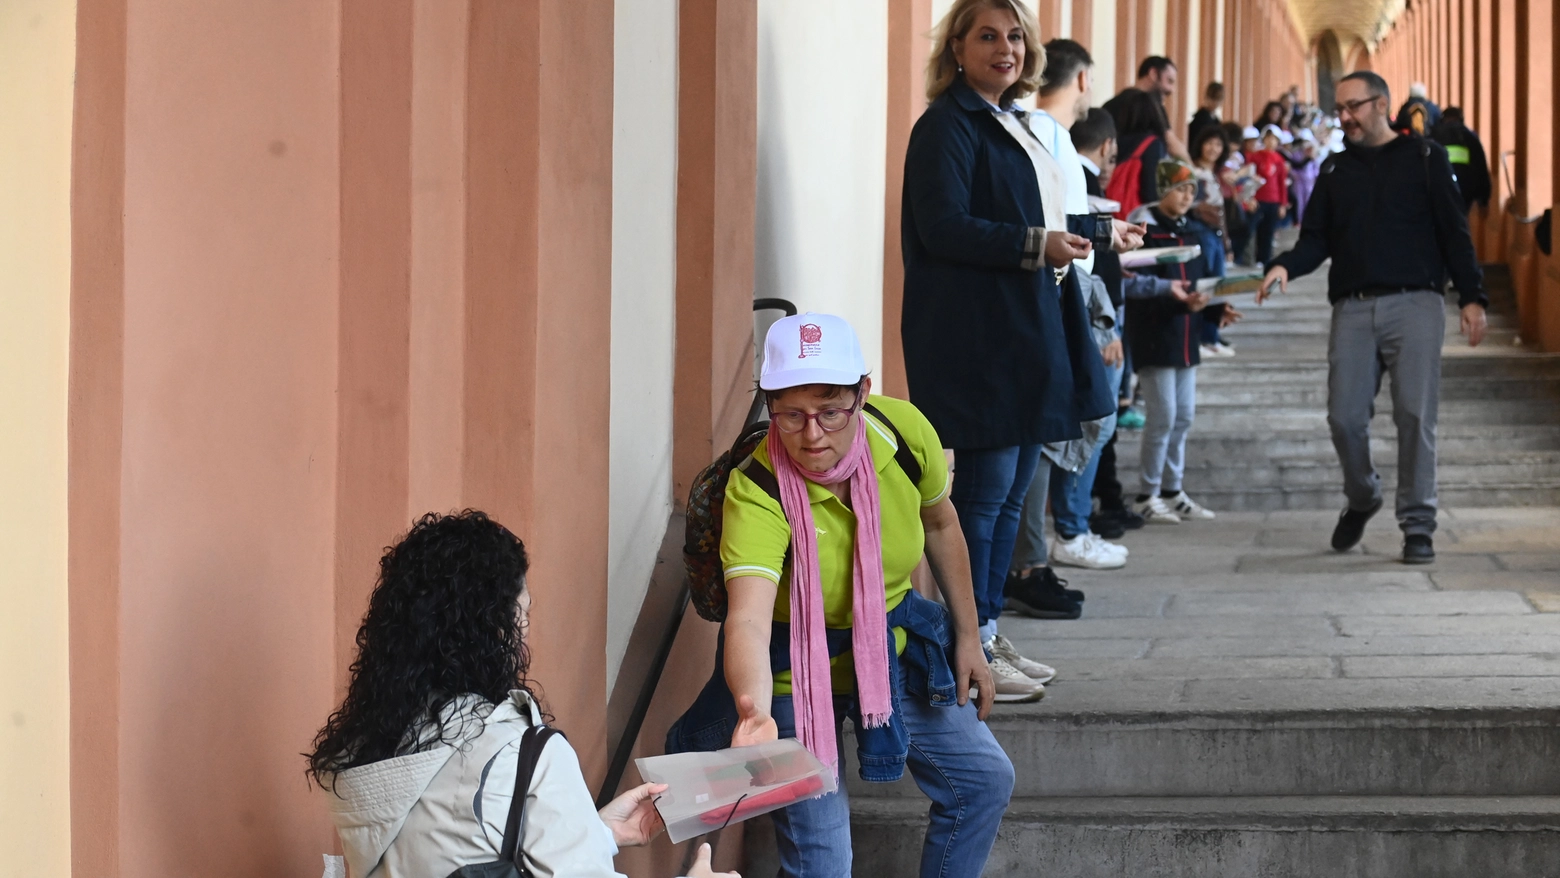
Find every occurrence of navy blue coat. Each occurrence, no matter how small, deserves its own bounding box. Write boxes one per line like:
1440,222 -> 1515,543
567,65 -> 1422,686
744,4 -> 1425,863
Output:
900,79 -> 1114,450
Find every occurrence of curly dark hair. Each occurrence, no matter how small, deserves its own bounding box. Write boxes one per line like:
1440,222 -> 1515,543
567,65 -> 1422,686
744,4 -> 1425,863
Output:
307,510 -> 541,785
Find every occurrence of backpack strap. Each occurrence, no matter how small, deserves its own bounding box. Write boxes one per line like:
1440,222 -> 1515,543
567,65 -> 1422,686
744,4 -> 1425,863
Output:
499,725 -> 564,873
862,402 -> 924,487
1125,135 -> 1155,162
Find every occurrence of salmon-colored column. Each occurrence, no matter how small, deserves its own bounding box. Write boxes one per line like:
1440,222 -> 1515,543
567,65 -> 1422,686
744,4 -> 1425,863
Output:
1197,0 -> 1218,107
882,0 -> 931,397
463,0 -> 616,782
1223,0 -> 1241,125
68,0 -> 127,873
1166,0 -> 1190,130
672,0 -> 758,500
1038,0 -> 1062,39
1072,0 -> 1092,45
1520,0 -> 1552,216
1116,0 -> 1137,94
336,0 -> 414,689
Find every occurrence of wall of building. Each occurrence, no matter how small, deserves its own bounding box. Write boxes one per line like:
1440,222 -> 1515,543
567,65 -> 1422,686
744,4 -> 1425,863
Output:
755,0 -> 891,378
0,2 -> 75,874
608,0 -> 679,695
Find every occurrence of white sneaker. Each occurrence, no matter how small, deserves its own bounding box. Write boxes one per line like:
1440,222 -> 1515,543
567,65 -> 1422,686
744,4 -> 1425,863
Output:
1200,343 -> 1221,359
1051,533 -> 1127,569
986,655 -> 1046,702
1083,532 -> 1129,559
988,635 -> 1057,684
1213,342 -> 1237,356
1168,490 -> 1217,520
1133,495 -> 1182,525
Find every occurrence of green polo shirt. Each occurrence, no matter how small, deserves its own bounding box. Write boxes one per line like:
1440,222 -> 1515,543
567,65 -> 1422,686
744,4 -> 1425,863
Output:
720,395 -> 951,695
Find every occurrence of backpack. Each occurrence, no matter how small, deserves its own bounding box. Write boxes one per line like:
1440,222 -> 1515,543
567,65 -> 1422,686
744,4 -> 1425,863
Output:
446,725 -> 563,878
1104,136 -> 1157,219
683,403 -> 922,623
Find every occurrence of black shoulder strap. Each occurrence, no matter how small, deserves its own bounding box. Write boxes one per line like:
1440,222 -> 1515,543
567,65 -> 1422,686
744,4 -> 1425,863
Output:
862,402 -> 924,487
499,725 -> 564,871
740,454 -> 781,503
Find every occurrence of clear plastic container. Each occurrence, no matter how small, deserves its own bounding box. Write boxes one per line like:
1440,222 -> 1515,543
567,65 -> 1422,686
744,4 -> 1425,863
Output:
636,739 -> 838,843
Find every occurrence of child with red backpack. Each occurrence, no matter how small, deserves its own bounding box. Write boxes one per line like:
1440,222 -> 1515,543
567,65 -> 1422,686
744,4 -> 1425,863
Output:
1105,89 -> 1171,218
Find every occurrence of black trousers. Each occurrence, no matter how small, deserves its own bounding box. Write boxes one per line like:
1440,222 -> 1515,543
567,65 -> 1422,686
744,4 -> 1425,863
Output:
1092,428 -> 1125,512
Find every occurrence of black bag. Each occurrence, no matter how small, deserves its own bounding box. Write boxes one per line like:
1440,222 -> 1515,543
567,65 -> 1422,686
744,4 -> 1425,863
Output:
446,725 -> 563,878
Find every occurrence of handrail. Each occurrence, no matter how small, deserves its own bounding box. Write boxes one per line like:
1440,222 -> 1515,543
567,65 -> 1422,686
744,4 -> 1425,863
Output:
1499,150 -> 1546,225
594,297 -> 797,811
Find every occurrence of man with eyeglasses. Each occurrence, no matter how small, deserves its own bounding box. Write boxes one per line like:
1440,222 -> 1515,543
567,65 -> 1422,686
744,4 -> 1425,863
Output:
1260,71 -> 1487,566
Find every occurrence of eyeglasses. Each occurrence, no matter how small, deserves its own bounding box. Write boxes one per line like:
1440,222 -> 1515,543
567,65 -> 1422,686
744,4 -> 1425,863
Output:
1333,95 -> 1381,116
768,396 -> 862,434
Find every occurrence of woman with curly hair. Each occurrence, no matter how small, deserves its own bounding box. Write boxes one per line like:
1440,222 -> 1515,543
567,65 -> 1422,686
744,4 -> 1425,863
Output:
309,511 -> 735,878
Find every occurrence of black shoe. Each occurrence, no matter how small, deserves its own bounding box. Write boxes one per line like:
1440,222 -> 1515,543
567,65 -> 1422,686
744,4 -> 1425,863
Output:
1110,508 -> 1147,530
1331,499 -> 1383,552
1089,514 -> 1126,539
1403,534 -> 1436,564
1004,568 -> 1084,619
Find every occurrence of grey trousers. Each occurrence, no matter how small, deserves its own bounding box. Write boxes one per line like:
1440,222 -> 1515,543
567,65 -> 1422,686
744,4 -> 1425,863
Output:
1139,366 -> 1198,496
1327,290 -> 1445,535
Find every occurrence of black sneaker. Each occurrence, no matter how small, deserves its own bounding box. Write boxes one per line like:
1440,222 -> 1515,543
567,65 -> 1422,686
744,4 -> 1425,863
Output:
1089,514 -> 1126,539
1331,499 -> 1383,552
1106,507 -> 1146,530
1004,568 -> 1084,619
1403,533 -> 1436,564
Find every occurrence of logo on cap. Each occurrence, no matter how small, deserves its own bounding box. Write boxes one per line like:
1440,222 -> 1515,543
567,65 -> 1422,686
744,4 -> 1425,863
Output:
798,323 -> 823,359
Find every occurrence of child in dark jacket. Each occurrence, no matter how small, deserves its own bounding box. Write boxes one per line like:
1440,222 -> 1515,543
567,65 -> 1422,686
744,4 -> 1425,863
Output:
1124,159 -> 1243,524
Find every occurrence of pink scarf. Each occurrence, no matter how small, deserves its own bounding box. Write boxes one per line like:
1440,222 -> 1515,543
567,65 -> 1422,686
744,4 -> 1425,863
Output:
767,417 -> 892,772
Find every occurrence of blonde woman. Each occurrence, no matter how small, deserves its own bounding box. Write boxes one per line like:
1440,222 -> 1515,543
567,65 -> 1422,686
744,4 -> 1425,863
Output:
900,0 -> 1115,700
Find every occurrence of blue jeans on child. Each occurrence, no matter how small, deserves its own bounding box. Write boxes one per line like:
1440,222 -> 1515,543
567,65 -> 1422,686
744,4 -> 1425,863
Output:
1138,365 -> 1198,495
768,691 -> 1015,878
950,444 -> 1043,632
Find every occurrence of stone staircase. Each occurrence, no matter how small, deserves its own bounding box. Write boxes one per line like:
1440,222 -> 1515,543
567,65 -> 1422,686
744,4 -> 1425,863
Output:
1109,261 -> 1560,512
821,260 -> 1560,876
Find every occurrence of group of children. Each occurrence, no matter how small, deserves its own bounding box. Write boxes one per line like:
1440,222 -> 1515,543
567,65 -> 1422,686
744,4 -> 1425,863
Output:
1038,109 -> 1243,577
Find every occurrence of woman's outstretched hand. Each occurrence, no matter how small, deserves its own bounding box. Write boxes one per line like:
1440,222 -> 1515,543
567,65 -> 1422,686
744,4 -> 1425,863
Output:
687,842 -> 742,878
598,782 -> 668,848
729,694 -> 778,748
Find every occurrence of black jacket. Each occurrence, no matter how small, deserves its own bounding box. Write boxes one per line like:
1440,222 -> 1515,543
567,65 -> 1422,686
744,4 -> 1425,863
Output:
1269,135 -> 1487,309
1188,107 -> 1220,146
900,79 -> 1114,450
1126,207 -> 1227,369
1431,121 -> 1492,210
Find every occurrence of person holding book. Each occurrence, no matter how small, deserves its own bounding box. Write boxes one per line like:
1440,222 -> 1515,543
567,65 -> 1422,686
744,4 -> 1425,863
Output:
1125,159 -> 1243,524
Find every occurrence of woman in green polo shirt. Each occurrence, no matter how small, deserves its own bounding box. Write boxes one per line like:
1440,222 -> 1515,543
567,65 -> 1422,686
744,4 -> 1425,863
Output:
718,312 -> 1013,877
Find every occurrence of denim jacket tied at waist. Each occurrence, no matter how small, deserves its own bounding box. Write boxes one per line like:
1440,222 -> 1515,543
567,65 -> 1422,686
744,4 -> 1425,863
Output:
664,589 -> 958,783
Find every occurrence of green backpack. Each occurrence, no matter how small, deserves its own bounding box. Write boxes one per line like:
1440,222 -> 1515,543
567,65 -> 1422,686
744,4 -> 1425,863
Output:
682,403 -> 922,622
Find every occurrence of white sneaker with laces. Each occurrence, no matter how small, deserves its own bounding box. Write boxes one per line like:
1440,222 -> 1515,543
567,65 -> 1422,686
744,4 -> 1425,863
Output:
988,635 -> 1057,684
1213,342 -> 1237,356
1051,533 -> 1127,569
1133,495 -> 1182,525
986,655 -> 1046,702
1168,490 -> 1217,520
1082,532 -> 1129,559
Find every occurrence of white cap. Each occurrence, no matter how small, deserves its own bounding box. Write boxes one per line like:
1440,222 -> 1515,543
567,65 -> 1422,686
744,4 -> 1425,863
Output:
1261,124 -> 1284,141
759,312 -> 868,391
1242,125 -> 1261,140
1296,128 -> 1317,144
1279,130 -> 1295,145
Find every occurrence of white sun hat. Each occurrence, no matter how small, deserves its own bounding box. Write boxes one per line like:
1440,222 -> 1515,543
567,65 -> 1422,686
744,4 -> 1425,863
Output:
1242,125 -> 1261,140
759,312 -> 868,391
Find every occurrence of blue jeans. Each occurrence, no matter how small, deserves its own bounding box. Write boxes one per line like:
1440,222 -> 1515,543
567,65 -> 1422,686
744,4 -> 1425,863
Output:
769,690 -> 1015,878
1138,365 -> 1197,495
949,445 -> 1043,628
1051,363 -> 1125,538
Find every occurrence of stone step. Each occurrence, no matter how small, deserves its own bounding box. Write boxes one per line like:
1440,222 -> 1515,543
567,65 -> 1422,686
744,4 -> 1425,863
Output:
847,796 -> 1560,877
1194,356 -> 1560,383
1115,425 -> 1560,461
1123,455 -> 1560,491
1149,481 -> 1560,511
1193,379 -> 1560,407
842,704 -> 1560,799
1185,400 -> 1559,427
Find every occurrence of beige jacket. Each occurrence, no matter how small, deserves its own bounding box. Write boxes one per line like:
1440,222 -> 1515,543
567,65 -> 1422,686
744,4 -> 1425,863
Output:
325,690 -> 626,878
